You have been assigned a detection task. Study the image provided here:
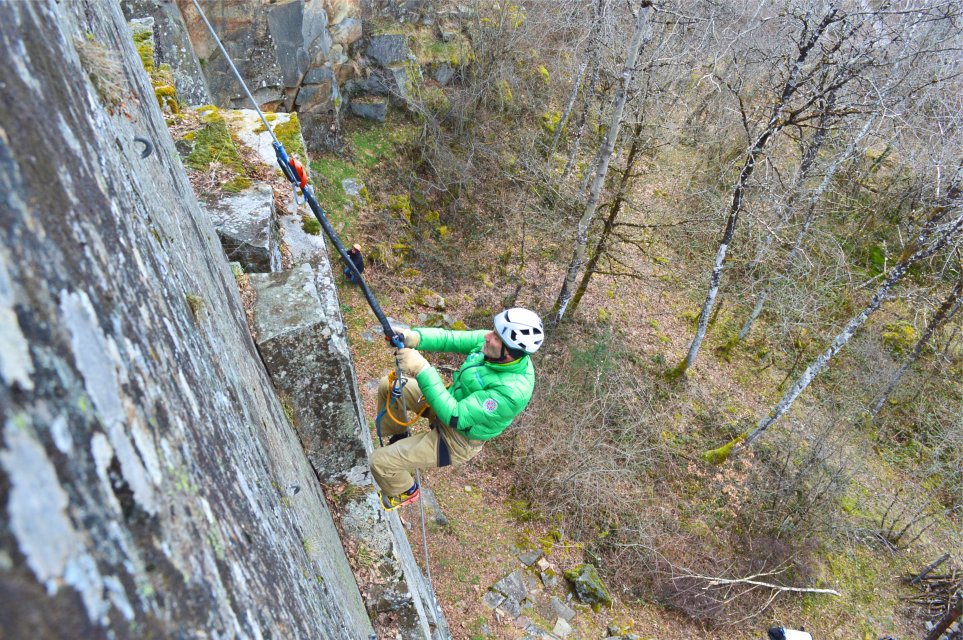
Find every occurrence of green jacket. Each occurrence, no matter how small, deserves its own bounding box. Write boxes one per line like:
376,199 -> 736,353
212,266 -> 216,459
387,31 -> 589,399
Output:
413,328 -> 535,441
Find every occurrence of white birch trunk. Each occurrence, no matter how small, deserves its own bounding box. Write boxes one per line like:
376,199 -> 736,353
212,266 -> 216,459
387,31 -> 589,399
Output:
552,3 -> 653,326
549,58 -> 589,156
562,62 -> 600,183
739,115 -> 878,341
742,199 -> 963,448
681,6 -> 840,372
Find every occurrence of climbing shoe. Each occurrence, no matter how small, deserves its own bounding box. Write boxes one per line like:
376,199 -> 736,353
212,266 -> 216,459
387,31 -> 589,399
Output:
379,484 -> 420,511
387,431 -> 410,445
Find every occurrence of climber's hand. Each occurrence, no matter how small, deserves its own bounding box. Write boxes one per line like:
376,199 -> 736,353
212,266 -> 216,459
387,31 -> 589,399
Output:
397,348 -> 429,377
386,328 -> 419,349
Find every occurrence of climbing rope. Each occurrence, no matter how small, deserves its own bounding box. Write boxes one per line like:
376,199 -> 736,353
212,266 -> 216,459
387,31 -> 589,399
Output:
379,373 -> 435,593
188,0 -> 440,615
188,0 -> 402,349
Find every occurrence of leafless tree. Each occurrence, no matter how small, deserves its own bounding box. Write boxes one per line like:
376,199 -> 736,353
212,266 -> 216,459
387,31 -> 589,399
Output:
678,3 -> 870,375
715,161 -> 963,458
551,1 -> 655,327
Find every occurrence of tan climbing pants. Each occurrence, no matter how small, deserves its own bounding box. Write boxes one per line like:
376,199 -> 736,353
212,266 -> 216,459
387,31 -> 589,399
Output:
371,374 -> 484,496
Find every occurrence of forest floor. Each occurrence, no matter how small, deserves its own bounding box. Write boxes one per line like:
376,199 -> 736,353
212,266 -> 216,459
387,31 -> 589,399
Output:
314,113 -> 961,640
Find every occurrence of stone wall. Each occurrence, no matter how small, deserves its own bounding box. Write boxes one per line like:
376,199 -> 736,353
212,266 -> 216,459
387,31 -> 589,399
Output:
174,0 -> 363,149
0,1 -> 373,637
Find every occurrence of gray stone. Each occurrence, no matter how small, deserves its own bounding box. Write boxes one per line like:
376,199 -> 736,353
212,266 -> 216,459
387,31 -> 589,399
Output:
552,618 -> 573,637
279,211 -> 328,265
296,84 -> 322,108
342,178 -> 365,197
338,494 -> 451,639
366,33 -> 411,67
0,1 -> 372,635
519,549 -> 543,566
498,597 -> 522,618
330,18 -> 363,47
267,0 -> 311,87
201,183 -> 282,273
493,570 -> 529,601
249,264 -> 368,483
302,1 -> 333,65
432,62 -> 455,85
183,0 -> 286,108
350,96 -> 389,121
549,596 -> 576,622
344,73 -> 393,97
541,570 -> 559,588
511,613 -> 530,628
304,65 -> 336,85
483,590 -> 506,609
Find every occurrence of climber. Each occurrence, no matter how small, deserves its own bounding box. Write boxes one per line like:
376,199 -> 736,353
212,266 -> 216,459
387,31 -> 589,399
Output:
372,308 -> 544,510
343,243 -> 364,283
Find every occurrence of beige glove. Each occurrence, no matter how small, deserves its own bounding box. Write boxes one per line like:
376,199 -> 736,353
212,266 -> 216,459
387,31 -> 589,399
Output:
386,328 -> 420,349
397,348 -> 429,377
400,328 -> 420,349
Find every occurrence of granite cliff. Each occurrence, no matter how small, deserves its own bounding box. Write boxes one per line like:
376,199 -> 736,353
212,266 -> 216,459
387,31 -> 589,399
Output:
0,0 -> 440,637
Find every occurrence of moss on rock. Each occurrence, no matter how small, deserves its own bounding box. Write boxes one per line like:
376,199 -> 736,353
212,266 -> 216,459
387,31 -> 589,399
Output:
563,564 -> 612,607
273,114 -> 306,162
302,213 -> 322,235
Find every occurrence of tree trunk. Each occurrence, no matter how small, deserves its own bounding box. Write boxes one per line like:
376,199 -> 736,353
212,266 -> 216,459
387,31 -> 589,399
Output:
678,6 -> 840,375
567,119 -> 645,317
871,275 -> 963,418
562,62 -> 601,183
746,99 -> 834,275
925,590 -> 962,640
549,57 -> 589,157
734,172 -> 963,451
551,3 -> 654,327
561,0 -> 607,182
739,113 -> 878,341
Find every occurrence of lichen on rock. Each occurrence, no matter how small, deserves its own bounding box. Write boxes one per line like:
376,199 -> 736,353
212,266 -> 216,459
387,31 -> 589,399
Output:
563,563 -> 613,607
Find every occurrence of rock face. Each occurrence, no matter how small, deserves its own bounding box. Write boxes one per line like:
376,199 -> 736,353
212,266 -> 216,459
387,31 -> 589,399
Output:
250,264 -> 369,483
121,0 -> 211,104
170,0 -> 473,149
176,0 -> 362,149
202,183 -> 283,273
0,1 -> 373,637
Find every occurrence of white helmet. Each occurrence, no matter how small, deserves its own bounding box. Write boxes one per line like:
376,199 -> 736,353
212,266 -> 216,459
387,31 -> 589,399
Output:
494,308 -> 544,354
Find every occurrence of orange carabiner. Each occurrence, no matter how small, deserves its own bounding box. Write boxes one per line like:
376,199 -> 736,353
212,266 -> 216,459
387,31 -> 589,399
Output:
289,157 -> 308,189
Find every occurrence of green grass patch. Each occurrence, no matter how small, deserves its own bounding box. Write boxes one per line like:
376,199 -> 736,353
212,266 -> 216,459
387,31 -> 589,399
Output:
309,156 -> 356,222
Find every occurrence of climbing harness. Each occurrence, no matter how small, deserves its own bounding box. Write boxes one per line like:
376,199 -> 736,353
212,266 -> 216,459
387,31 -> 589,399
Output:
189,0 -> 440,607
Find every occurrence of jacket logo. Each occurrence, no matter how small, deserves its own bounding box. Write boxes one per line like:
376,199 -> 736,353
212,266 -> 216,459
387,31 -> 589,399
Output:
483,398 -> 498,413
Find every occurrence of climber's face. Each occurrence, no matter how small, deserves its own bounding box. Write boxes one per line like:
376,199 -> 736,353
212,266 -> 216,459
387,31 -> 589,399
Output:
482,330 -> 506,360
